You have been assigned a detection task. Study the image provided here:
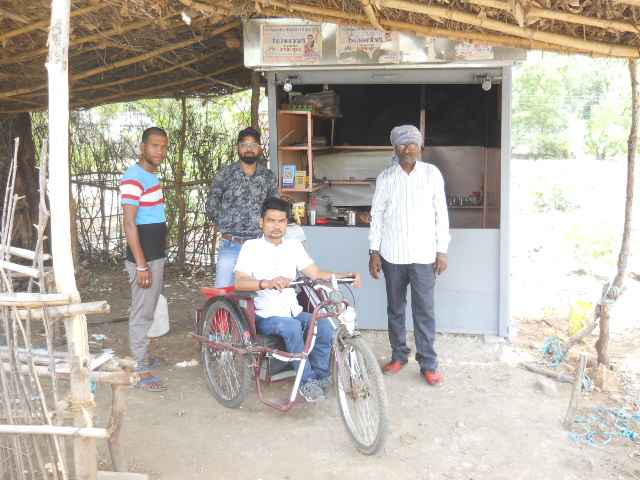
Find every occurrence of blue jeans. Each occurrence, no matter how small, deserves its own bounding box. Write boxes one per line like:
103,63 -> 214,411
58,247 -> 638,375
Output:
215,239 -> 242,288
256,312 -> 334,383
381,258 -> 438,371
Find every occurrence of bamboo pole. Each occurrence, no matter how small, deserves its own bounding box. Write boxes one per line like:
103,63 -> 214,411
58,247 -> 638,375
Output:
176,97 -> 187,267
0,292 -> 71,307
249,0 -> 604,57
0,21 -> 241,101
4,16 -> 160,66
0,425 -> 108,439
357,0 -> 386,31
464,0 -> 640,34
0,244 -> 52,261
0,4 -> 104,43
13,300 -> 109,320
379,0 -> 640,57
47,0 -> 98,478
0,260 -> 42,278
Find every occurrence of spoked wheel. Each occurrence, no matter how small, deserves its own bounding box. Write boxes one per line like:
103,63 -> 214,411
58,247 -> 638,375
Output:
199,298 -> 252,408
333,336 -> 389,455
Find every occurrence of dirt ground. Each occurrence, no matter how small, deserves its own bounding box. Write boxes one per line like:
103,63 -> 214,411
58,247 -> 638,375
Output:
76,159 -> 640,480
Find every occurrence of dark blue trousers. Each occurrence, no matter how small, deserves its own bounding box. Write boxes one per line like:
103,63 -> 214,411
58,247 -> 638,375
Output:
381,258 -> 438,371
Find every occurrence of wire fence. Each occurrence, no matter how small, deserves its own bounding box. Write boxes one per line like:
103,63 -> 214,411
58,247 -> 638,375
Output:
31,95 -> 269,267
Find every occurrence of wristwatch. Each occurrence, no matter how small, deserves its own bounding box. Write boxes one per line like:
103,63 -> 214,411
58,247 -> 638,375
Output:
368,249 -> 379,255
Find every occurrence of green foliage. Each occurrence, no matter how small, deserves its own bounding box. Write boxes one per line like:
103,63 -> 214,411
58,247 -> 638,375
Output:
566,224 -> 616,266
530,184 -> 575,212
513,52 -> 631,160
31,90 -> 266,262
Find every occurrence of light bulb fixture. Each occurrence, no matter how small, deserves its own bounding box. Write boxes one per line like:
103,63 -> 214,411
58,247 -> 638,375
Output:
283,77 -> 293,93
481,75 -> 492,92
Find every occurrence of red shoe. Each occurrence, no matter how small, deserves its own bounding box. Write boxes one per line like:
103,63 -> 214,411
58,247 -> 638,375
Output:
422,369 -> 444,386
382,360 -> 405,375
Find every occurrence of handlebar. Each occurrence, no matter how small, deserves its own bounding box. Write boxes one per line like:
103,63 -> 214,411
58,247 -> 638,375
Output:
289,276 -> 356,287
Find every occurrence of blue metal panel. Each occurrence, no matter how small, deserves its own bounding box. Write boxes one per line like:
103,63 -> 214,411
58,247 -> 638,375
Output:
303,227 -> 500,334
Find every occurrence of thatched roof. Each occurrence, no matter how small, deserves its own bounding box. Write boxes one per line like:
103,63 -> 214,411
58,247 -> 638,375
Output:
2,0 -> 640,114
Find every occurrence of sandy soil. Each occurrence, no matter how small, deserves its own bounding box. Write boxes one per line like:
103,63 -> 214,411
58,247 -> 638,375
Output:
78,159 -> 640,480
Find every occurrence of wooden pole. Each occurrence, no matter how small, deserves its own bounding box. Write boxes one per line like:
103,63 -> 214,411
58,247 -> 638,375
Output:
107,385 -> 128,472
251,70 -> 260,130
176,97 -> 187,267
46,0 -> 98,478
0,425 -> 108,439
563,354 -> 587,429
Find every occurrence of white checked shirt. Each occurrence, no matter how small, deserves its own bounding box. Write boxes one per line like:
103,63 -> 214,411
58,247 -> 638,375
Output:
369,161 -> 450,264
234,236 -> 314,318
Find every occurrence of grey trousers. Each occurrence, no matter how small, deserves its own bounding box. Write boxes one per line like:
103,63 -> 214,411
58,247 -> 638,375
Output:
381,258 -> 438,371
125,258 -> 165,374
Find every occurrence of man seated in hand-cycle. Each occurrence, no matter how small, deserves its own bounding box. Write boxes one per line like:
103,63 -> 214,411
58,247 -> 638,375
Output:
234,197 -> 362,403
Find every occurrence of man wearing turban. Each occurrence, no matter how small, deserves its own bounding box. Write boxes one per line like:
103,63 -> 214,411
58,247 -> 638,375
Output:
368,125 -> 450,386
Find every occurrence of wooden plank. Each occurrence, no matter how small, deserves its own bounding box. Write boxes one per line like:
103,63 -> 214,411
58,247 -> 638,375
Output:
0,260 -> 41,278
0,292 -> 71,306
0,425 -> 108,439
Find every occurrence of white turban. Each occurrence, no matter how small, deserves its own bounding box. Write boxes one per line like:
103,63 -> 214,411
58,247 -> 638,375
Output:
390,125 -> 422,147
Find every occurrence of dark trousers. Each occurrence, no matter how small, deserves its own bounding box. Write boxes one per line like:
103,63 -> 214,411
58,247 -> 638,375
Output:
382,257 -> 438,370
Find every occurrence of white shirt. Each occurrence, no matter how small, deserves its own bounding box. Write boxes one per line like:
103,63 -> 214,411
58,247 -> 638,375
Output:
234,236 -> 313,318
369,161 -> 450,264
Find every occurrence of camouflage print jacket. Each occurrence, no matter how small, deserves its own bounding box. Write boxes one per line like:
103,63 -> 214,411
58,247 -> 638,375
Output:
205,161 -> 279,237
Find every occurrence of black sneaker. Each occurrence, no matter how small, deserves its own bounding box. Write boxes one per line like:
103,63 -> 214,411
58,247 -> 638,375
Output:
299,378 -> 326,403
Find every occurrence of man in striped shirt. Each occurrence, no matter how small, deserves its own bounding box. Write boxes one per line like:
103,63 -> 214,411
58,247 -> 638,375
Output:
120,127 -> 169,392
368,125 -> 450,386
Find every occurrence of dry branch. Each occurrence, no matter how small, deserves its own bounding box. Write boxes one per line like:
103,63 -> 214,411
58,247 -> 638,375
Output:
521,363 -> 575,383
0,244 -> 52,261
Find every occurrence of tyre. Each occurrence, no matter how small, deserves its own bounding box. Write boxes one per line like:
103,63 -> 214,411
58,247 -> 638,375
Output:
199,298 -> 252,408
333,336 -> 389,455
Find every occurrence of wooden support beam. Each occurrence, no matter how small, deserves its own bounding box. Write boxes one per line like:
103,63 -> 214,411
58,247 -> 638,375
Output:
13,300 -> 109,320
563,354 -> 588,429
464,0 -> 640,33
379,0 -> 640,58
47,0 -> 99,478
0,260 -> 42,278
0,292 -> 70,307
0,4 -> 104,43
0,425 -> 109,439
0,243 -> 52,261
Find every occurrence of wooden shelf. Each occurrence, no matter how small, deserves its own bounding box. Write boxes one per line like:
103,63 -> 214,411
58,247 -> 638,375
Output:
448,206 -> 484,209
279,110 -> 337,119
329,180 -> 371,185
282,183 -> 330,193
280,146 -> 332,151
331,146 -> 394,150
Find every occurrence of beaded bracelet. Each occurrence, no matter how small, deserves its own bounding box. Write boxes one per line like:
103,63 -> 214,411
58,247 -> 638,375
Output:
136,266 -> 149,272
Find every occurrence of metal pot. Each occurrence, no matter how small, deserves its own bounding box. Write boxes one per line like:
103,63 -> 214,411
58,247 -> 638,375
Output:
346,211 -> 357,226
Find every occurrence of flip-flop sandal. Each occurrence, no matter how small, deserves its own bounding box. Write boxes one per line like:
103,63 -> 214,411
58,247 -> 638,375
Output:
148,357 -> 168,369
135,377 -> 167,392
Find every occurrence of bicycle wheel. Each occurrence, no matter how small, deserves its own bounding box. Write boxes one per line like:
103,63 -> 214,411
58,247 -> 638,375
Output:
333,336 -> 389,455
199,298 -> 252,408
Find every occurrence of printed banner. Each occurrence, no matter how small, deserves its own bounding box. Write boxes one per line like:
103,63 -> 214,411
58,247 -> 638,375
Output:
336,27 -> 399,64
454,42 -> 494,60
260,24 -> 322,65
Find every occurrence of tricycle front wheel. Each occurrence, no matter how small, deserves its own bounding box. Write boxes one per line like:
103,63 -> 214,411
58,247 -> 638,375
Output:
199,298 -> 252,408
333,336 -> 389,455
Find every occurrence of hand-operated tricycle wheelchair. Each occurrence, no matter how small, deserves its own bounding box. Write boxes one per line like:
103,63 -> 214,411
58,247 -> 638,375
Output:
190,275 -> 389,455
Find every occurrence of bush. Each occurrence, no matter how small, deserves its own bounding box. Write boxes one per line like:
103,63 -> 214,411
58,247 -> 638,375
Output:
531,185 -> 575,212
